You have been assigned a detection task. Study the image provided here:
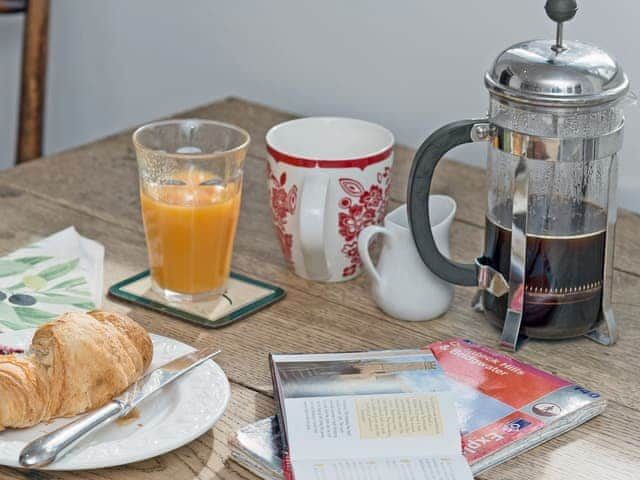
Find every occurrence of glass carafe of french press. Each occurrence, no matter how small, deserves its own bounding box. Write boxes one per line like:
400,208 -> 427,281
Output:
407,0 -> 634,350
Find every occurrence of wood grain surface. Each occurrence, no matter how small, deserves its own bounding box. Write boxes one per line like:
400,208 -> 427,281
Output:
0,97 -> 638,479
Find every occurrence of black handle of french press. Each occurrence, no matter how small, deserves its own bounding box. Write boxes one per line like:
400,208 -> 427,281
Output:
407,119 -> 486,287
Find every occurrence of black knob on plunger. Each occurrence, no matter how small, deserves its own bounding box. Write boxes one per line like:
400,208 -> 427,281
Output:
545,0 -> 578,23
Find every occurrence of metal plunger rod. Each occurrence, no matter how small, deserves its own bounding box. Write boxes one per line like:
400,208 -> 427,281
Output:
555,22 -> 564,50
544,0 -> 577,51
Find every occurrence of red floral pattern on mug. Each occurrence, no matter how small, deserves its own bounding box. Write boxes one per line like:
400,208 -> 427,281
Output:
338,204 -> 376,242
341,241 -> 359,258
338,166 -> 391,277
268,166 -> 297,265
360,185 -> 384,210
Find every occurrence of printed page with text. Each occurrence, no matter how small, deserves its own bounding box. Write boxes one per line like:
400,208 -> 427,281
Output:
271,350 -> 473,480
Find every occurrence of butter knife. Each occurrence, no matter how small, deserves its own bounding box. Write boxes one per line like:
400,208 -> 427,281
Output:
19,346 -> 221,468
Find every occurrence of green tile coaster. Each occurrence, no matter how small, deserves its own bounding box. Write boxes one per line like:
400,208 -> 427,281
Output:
109,270 -> 285,328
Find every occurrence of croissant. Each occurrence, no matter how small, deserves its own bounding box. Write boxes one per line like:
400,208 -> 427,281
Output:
0,310 -> 153,431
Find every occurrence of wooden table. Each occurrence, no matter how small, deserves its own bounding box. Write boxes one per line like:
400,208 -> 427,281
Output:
0,98 -> 638,479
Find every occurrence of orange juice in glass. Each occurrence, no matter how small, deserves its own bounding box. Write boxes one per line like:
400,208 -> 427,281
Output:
133,119 -> 250,302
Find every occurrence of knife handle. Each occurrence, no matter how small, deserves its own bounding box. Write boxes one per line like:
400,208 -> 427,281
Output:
19,401 -> 125,468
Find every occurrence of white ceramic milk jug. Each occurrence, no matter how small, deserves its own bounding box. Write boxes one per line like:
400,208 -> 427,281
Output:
358,196 -> 455,321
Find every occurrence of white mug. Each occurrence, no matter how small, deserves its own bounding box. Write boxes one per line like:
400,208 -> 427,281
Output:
358,197 -> 456,321
266,117 -> 394,282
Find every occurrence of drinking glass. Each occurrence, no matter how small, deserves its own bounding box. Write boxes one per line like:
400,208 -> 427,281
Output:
133,119 -> 250,302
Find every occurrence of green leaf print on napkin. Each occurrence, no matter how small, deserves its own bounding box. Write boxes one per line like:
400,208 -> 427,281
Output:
0,304 -> 57,330
15,256 -> 53,266
0,292 -> 94,331
38,258 -> 80,281
0,303 -> 26,330
6,259 -> 81,292
0,261 -> 35,278
12,307 -> 56,326
48,277 -> 87,290
32,292 -> 95,305
0,258 -> 94,331
0,256 -> 52,278
70,302 -> 96,311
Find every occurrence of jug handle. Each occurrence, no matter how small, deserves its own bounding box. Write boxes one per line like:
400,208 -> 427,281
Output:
407,118 -> 490,286
357,225 -> 389,288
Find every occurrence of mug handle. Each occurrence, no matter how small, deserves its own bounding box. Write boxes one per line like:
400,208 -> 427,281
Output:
299,175 -> 331,280
407,118 -> 490,286
357,225 -> 389,288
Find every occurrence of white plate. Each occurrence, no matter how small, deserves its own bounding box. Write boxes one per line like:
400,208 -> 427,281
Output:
0,330 -> 230,470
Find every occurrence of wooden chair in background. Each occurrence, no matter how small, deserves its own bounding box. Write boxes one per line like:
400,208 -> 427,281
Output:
1,0 -> 50,164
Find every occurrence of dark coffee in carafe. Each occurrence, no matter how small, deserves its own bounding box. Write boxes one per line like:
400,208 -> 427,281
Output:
482,197 -> 607,338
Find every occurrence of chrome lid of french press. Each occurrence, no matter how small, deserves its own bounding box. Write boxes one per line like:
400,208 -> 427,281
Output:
485,0 -> 629,107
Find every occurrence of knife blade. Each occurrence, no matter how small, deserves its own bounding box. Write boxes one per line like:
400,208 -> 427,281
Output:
19,346 -> 221,468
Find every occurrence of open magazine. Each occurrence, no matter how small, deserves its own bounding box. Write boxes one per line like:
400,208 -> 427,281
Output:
229,339 -> 606,479
270,349 -> 473,480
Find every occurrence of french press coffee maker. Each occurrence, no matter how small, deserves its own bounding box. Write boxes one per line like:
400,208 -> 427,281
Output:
407,0 -> 634,350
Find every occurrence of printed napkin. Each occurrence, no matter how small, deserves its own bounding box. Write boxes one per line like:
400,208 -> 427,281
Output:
0,227 -> 104,331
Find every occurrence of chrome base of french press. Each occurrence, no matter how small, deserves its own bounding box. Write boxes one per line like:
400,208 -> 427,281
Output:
472,251 -> 619,350
585,308 -> 617,346
472,284 -> 618,351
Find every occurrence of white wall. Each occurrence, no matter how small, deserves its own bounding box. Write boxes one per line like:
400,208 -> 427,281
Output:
1,0 -> 638,210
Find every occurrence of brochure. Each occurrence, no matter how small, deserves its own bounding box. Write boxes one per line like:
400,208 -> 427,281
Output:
230,339 -> 606,479
270,349 -> 473,480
